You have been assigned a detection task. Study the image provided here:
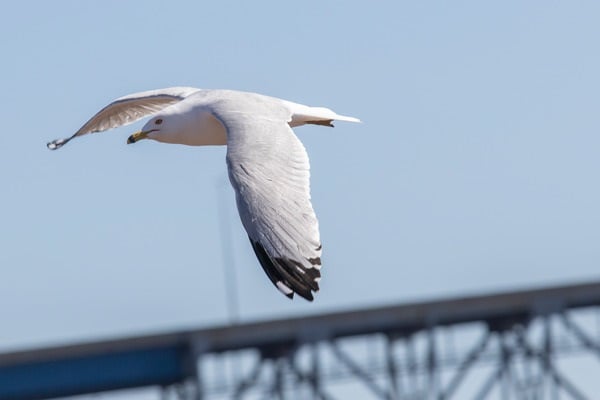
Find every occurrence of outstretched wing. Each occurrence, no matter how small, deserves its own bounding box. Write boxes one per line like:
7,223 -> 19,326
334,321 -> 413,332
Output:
204,90 -> 323,301
47,86 -> 200,150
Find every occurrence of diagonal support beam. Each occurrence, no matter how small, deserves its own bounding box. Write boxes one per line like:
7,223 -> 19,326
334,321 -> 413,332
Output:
561,314 -> 600,362
472,361 -> 504,400
385,336 -> 400,400
440,330 -> 492,400
515,328 -> 590,400
232,358 -> 265,399
472,333 -> 515,400
288,361 -> 336,400
330,342 -> 392,400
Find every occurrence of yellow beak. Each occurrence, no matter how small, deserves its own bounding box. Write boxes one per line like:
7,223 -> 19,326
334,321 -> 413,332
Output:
127,130 -> 149,144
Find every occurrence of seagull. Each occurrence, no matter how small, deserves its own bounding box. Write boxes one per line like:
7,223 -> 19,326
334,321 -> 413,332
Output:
47,87 -> 359,301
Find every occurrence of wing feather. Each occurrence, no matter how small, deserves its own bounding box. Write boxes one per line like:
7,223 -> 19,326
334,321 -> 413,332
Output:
47,86 -> 200,150
202,90 -> 323,301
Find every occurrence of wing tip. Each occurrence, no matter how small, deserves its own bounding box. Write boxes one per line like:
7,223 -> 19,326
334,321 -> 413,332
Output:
250,238 -> 319,302
47,138 -> 68,150
276,280 -> 315,301
302,292 -> 315,302
47,132 -> 78,150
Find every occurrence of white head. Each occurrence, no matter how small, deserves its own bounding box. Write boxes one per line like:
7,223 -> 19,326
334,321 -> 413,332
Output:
127,107 -> 227,147
127,114 -> 172,144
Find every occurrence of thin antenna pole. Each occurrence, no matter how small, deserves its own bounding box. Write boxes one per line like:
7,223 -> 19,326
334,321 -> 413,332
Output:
216,176 -> 240,324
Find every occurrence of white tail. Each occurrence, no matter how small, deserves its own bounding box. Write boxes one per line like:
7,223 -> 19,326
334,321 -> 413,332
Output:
282,100 -> 361,128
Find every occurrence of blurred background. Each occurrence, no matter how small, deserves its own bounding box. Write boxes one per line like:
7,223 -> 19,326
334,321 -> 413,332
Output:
1,1 -> 599,399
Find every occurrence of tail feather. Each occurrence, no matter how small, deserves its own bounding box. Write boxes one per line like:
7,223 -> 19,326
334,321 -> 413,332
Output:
282,100 -> 361,127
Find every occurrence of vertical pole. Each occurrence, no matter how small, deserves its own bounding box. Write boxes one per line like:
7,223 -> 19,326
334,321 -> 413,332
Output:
194,357 -> 204,400
312,344 -> 321,399
273,358 -> 285,400
406,334 -> 418,397
543,315 -> 558,400
499,332 -> 510,400
427,327 -> 438,399
386,336 -> 399,399
519,326 -> 534,400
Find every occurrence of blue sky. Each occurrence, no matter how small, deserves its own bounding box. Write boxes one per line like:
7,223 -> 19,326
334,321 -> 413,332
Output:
1,0 -> 599,366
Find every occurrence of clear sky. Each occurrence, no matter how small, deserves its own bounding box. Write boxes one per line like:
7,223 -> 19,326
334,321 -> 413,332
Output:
1,0 -> 599,378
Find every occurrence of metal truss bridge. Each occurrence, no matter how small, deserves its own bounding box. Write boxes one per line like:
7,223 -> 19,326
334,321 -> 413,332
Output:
2,280 -> 600,399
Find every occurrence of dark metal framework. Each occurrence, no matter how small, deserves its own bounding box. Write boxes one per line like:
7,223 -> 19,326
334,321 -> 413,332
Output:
2,280 -> 600,399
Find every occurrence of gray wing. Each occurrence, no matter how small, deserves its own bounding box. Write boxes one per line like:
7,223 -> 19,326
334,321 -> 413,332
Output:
206,91 -> 322,301
47,86 -> 200,150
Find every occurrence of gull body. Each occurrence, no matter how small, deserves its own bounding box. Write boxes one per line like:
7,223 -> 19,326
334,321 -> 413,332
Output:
48,88 -> 360,301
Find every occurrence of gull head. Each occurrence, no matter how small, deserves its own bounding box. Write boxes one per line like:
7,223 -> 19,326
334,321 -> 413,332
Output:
127,115 -> 168,144
128,107 -> 227,147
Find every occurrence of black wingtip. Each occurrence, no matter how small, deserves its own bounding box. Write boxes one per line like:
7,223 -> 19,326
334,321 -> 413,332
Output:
47,133 -> 78,150
47,136 -> 73,150
47,139 -> 65,150
249,238 -> 319,302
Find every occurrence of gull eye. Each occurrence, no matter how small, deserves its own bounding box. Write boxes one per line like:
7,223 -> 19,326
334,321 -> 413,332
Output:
155,118 -> 163,125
